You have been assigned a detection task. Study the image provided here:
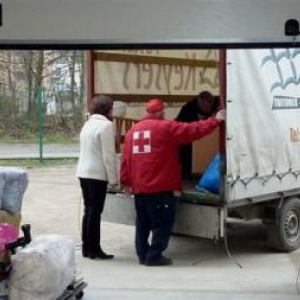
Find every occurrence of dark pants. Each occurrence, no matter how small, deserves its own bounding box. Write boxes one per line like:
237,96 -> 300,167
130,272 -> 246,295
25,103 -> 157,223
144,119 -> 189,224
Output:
79,178 -> 108,253
134,192 -> 176,262
179,144 -> 192,179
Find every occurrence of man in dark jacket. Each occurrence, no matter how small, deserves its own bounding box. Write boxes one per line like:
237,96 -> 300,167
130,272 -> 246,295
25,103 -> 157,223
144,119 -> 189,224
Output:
121,98 -> 225,266
175,91 -> 219,178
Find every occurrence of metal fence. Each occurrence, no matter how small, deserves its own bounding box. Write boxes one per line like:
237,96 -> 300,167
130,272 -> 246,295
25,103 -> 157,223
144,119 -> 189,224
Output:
0,50 -> 86,161
0,87 -> 84,160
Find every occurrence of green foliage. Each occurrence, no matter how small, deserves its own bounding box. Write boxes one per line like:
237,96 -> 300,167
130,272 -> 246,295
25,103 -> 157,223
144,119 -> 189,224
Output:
43,134 -> 78,144
0,133 -> 78,144
0,110 -> 83,143
0,95 -> 18,119
0,50 -> 86,152
0,158 -> 78,167
0,133 -> 37,143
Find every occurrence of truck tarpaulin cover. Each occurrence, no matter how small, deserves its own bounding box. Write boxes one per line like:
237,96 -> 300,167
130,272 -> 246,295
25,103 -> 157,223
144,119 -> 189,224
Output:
227,49 -> 300,200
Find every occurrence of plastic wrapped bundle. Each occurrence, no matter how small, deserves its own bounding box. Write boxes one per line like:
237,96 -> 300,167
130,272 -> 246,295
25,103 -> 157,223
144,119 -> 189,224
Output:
0,167 -> 28,213
9,235 -> 76,300
0,172 -> 5,208
196,153 -> 220,195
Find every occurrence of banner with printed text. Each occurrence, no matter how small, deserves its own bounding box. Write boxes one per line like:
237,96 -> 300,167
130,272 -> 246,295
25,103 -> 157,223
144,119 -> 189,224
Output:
227,49 -> 300,184
93,50 -> 219,97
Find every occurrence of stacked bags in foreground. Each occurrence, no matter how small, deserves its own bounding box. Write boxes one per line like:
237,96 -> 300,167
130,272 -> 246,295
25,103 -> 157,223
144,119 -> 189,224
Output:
0,167 -> 28,215
9,235 -> 76,300
0,167 -> 28,296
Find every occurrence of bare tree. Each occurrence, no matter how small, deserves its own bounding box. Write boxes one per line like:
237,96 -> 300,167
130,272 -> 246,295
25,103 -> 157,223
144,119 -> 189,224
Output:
0,49 -> 86,138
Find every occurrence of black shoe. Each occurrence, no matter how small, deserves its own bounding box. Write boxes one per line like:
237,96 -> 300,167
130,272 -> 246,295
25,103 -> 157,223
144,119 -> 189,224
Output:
145,256 -> 172,266
89,250 -> 114,260
139,258 -> 145,265
82,249 -> 89,258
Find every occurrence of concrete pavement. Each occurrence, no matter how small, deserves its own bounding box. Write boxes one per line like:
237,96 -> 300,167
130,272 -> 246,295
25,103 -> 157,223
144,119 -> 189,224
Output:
19,165 -> 300,299
0,143 -> 79,159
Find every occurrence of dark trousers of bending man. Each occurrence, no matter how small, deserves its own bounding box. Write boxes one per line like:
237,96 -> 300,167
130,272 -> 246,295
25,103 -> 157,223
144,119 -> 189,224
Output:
134,191 -> 176,265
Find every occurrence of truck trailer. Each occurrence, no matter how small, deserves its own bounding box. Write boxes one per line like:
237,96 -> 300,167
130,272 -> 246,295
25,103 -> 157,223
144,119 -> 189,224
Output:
87,48 -> 300,252
2,0 -> 299,252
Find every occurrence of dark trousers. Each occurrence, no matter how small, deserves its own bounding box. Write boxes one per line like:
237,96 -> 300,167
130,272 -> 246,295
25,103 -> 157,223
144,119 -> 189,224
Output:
79,178 -> 107,253
179,144 -> 193,178
134,192 -> 176,262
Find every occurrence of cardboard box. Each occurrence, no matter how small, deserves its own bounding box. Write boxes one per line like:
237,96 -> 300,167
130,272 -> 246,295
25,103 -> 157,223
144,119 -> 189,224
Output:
192,127 -> 219,174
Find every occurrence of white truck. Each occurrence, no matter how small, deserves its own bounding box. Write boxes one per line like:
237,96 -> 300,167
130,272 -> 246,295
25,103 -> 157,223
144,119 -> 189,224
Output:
88,48 -> 300,252
1,0 -> 300,252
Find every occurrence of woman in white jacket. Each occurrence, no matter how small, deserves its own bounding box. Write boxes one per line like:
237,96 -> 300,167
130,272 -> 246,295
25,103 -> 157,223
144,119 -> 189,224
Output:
76,95 -> 118,259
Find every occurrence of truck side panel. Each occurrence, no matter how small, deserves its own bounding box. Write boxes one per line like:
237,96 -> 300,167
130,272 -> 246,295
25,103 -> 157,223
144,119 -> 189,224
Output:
226,49 -> 300,202
103,194 -> 222,240
1,0 -> 300,45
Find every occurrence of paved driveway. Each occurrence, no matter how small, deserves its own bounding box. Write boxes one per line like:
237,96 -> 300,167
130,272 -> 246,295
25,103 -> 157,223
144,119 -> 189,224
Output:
18,165 -> 300,300
0,143 -> 79,159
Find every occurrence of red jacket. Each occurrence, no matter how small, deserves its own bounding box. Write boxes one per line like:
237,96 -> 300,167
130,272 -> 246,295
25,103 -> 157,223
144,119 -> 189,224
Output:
120,116 -> 220,194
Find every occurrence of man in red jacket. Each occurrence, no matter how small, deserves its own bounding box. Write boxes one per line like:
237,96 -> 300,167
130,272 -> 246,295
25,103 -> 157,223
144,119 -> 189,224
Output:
121,99 -> 225,266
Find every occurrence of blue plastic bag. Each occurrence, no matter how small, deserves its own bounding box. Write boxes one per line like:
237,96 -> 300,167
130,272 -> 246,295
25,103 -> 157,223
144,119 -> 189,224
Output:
195,153 -> 220,194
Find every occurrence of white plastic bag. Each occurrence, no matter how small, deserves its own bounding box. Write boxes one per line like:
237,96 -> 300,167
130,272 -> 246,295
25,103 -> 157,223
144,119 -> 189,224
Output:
0,172 -> 5,208
9,235 -> 75,300
0,167 -> 28,213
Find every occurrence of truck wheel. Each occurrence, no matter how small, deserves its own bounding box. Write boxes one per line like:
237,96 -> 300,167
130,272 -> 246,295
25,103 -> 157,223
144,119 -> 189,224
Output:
267,197 -> 300,252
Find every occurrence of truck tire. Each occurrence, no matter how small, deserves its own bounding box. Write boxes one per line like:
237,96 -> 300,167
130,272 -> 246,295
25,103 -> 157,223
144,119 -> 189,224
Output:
267,197 -> 300,252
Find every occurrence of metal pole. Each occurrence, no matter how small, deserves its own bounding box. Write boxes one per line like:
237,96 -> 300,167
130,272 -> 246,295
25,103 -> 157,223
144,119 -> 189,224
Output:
37,87 -> 44,163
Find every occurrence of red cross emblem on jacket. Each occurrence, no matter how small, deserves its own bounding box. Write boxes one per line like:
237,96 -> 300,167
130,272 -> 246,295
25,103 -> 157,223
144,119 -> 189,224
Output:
132,130 -> 151,153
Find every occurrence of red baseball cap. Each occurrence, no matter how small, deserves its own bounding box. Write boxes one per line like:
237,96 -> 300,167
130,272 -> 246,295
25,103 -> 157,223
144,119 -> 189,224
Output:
145,99 -> 165,112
